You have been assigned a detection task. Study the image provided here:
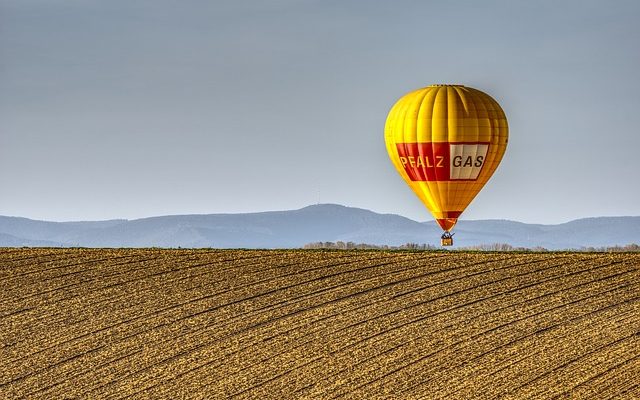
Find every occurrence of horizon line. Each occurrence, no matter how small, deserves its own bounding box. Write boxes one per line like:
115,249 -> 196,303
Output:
1,203 -> 637,226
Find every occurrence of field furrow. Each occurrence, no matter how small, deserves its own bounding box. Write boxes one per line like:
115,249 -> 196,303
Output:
1,249 -> 638,399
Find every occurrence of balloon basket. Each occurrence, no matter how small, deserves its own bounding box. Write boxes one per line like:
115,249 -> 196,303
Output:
441,232 -> 454,247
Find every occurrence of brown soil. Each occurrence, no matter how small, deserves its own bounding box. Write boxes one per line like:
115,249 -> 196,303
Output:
1,249 -> 638,399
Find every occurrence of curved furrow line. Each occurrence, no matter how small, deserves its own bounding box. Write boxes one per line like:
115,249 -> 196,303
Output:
0,253 -> 160,312
235,288 -> 639,399
217,254 -> 521,332
4,253 -> 405,395
326,284 -> 639,398
225,356 -> 324,400
82,256 -> 632,400
0,308 -> 33,319
92,252 -> 393,330
24,350 -> 148,399
0,248 -> 48,259
477,281 -> 637,339
0,248 -> 92,267
296,270 -> 635,398
190,251 -> 358,288
398,282 -> 636,398
0,250 -> 74,274
400,293 -> 640,399
212,257 -> 571,394
440,296 -> 628,395
5,250 -> 290,327
321,257 -> 575,347
210,256 -> 487,357
388,310 -> 637,399
0,253 -> 136,285
2,252 -> 309,367
82,256 -> 478,396
11,254 -> 281,330
1,255 -> 177,348
216,255 -> 536,350
152,252 -> 388,315
292,264 -> 635,397
246,294 -> 640,398
64,255 -> 437,399
142,255 -> 468,361
242,257 -> 524,355
235,344 -> 409,400
3,254 -> 205,321
246,260 -> 636,396
244,253 -> 517,312
3,251 -> 353,362
558,354 -> 640,399
500,331 -> 640,399
150,256 -> 580,396
13,249 -> 284,316
1,256 -> 162,311
2,253 -> 280,367
439,310 -> 639,400
383,254 -> 572,300
308,259 -> 595,363
606,382 -> 640,400
86,255 -> 520,396
3,251 -> 638,399
7,253 -> 205,314
4,248 -> 257,299
491,312 -> 640,400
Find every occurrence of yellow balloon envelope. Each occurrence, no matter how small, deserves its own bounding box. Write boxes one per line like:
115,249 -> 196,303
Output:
384,84 -> 508,234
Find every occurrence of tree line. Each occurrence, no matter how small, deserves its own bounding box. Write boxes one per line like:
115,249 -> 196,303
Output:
303,242 -> 640,252
303,241 -> 437,250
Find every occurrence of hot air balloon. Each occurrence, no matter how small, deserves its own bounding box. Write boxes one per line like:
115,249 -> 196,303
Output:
384,84 -> 508,246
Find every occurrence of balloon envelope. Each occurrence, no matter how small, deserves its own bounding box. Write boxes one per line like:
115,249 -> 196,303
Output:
384,84 -> 508,231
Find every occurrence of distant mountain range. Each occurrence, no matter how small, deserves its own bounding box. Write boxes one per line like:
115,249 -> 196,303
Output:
1,204 -> 638,250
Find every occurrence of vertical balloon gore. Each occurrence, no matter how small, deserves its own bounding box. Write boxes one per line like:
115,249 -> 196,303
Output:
384,84 -> 508,241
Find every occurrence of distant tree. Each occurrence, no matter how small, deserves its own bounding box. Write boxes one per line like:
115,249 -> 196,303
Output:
304,241 -> 640,252
302,241 -> 437,250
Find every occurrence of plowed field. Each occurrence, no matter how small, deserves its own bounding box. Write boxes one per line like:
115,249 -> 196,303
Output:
1,249 -> 639,399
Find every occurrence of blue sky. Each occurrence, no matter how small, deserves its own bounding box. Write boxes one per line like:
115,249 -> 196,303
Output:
1,0 -> 639,223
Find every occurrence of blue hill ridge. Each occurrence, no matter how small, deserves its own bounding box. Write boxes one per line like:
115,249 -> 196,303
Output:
1,204 -> 638,250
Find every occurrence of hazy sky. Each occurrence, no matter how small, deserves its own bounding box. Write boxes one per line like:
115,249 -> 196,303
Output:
1,0 -> 639,223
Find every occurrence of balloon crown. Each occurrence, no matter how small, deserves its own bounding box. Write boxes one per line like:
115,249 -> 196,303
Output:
428,84 -> 465,87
